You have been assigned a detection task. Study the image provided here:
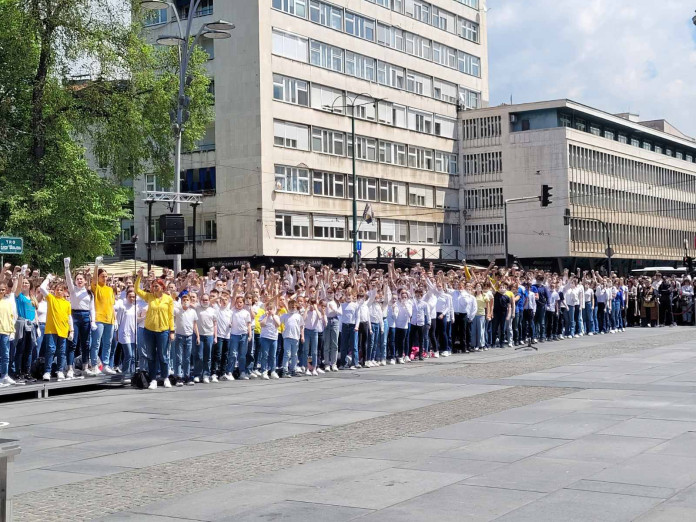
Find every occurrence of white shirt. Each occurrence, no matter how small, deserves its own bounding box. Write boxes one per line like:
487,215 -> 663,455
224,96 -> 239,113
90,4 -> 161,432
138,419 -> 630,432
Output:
546,290 -> 559,312
260,313 -> 279,340
174,306 -> 197,336
196,305 -> 217,336
357,300 -> 370,323
394,300 -> 413,329
216,305 -> 233,339
326,300 -> 340,319
305,309 -> 325,332
230,308 -> 252,337
340,302 -> 358,325
115,300 -> 136,344
281,311 -> 303,340
37,300 -> 47,323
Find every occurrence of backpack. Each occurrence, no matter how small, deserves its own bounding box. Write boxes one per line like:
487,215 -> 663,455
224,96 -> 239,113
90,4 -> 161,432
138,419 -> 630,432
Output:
31,357 -> 46,379
131,370 -> 150,389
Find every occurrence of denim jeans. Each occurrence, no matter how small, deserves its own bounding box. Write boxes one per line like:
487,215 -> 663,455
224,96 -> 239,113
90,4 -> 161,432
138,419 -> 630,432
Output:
368,323 -> 380,362
216,338 -> 229,376
339,323 -> 356,366
564,305 -> 576,337
582,302 -> 594,334
195,334 -> 214,377
305,329 -> 319,369
143,329 -> 169,378
325,318 -> 339,366
575,304 -> 584,336
282,337 -> 299,373
174,334 -> 193,378
387,326 -> 395,360
46,334 -> 67,375
228,334 -> 249,375
0,334 -> 9,378
534,306 -> 546,340
120,343 -> 135,378
90,322 -> 114,367
259,337 -> 277,373
69,310 -> 91,367
298,337 -> 307,369
471,315 -> 486,348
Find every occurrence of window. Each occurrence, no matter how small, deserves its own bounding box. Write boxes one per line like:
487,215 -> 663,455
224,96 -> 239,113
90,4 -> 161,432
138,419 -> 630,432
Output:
313,215 -> 346,239
204,216 -> 217,240
312,127 -> 345,155
457,51 -> 480,77
406,0 -> 430,22
345,11 -> 375,41
642,141 -> 651,151
377,101 -> 394,125
604,130 -> 615,140
272,0 -> 307,17
145,174 -> 170,192
433,79 -> 457,104
590,125 -> 601,136
436,224 -> 456,245
654,145 -> 662,154
380,219 -> 409,243
273,74 -> 309,106
273,120 -> 310,150
559,114 -> 572,127
377,24 -> 403,50
431,6 -> 456,33
575,119 -> 586,132
313,171 -> 344,198
181,0 -> 213,18
379,179 -> 406,204
358,220 -> 378,241
408,109 -> 433,134
435,151 -> 457,174
435,188 -> 446,209
144,8 -> 167,26
275,165 -> 310,194
459,18 -> 479,42
348,177 -> 377,201
379,140 -> 407,166
272,29 -> 308,62
631,138 -> 640,147
310,40 -> 343,72
432,42 -> 456,68
407,146 -> 434,170
410,222 -> 436,244
276,213 -> 310,238
393,104 -> 407,128
180,167 -> 216,194
311,84 -> 343,113
347,135 -> 377,161
459,87 -> 481,109
404,32 -> 431,60
455,0 -> 479,9
347,93 -> 376,121
434,115 -> 456,138
618,134 -> 627,144
309,0 -> 343,30
345,52 -> 375,82
376,61 -> 405,89
201,39 -> 214,60
409,185 -> 433,207
149,217 -> 164,242
406,71 -> 432,96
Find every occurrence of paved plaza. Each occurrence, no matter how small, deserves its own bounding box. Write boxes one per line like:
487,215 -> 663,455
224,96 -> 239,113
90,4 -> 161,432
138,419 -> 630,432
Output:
5,327 -> 696,521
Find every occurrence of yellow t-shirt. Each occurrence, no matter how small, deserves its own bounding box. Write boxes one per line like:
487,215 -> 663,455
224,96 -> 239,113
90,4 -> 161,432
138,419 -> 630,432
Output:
254,307 -> 265,335
475,294 -> 488,316
505,290 -> 515,316
45,294 -> 72,338
135,277 -> 175,332
0,297 -> 15,335
93,283 -> 115,324
278,307 -> 287,333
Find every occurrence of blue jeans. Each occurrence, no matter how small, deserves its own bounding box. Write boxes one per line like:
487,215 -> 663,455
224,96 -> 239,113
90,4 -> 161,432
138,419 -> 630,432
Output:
260,337 -> 277,373
120,343 -> 135,378
227,334 -> 249,375
582,302 -> 594,334
46,334 -> 67,374
387,327 -> 396,359
471,315 -> 486,348
564,305 -> 576,336
143,329 -> 169,378
575,305 -> 583,336
195,334 -> 214,377
612,301 -> 622,329
282,337 -> 299,373
325,318 -> 339,366
305,329 -> 319,369
339,323 -> 356,366
0,334 -> 9,378
174,334 -> 193,378
381,319 -> 388,360
69,310 -> 91,367
368,323 -> 381,362
90,322 -> 114,367
298,337 -> 307,369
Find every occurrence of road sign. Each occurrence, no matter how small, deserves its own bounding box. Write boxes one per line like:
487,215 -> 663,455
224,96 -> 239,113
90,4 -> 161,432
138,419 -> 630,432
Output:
0,237 -> 23,255
605,247 -> 614,258
356,241 -> 363,251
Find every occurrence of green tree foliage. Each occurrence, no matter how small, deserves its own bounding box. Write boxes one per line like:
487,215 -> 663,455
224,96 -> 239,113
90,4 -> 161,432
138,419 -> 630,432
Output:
0,0 -> 213,270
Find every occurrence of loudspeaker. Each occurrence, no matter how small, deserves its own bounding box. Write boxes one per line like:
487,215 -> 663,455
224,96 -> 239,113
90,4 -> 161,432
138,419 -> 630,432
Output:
161,214 -> 185,255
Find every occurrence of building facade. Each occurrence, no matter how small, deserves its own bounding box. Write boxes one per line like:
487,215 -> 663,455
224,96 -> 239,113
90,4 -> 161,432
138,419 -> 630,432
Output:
460,100 -> 696,271
135,0 -> 489,267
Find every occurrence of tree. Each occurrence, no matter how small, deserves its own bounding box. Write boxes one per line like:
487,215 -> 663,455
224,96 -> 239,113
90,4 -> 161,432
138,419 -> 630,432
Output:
0,0 -> 213,270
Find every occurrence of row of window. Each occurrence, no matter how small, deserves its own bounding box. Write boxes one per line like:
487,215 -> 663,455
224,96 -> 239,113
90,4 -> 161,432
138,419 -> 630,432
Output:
570,182 -> 696,222
274,165 -> 456,208
273,119 -> 458,174
570,219 -> 696,255
365,0 -> 479,39
560,113 -> 696,166
273,0 -> 481,75
143,0 -> 214,26
569,145 -> 696,192
272,28 -> 482,108
464,223 -> 505,249
275,212 -> 458,244
273,74 -> 457,139
462,151 -> 503,177
464,187 -> 504,211
462,116 -> 503,141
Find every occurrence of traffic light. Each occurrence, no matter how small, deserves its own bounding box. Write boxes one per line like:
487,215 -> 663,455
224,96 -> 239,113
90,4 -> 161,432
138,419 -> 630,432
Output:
541,185 -> 552,207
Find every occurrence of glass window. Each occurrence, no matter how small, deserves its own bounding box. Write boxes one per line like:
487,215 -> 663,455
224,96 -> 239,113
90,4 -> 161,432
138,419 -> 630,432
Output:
348,177 -> 377,201
345,11 -> 375,41
408,108 -> 433,134
310,83 -> 343,113
409,185 -> 434,207
309,0 -> 343,29
379,219 -> 408,243
404,32 -> 431,60
313,171 -> 344,198
435,151 -> 457,174
345,51 -> 375,82
376,61 -> 405,89
433,79 -> 457,103
310,40 -> 343,72
459,88 -> 481,109
405,71 -> 432,96
458,17 -> 479,42
347,93 -> 376,121
407,146 -> 434,170
313,216 -> 346,239
431,6 -> 456,33
379,179 -> 407,204
590,125 -> 601,136
377,101 -> 394,125
272,29 -> 308,62
604,129 -> 615,140
347,135 -> 377,161
275,165 -> 309,194
204,216 -> 217,240
272,74 -> 309,106
457,51 -> 481,77
144,8 -> 167,26
312,127 -> 345,155
377,23 -> 403,50
272,0 -> 307,17
273,120 -> 310,150
379,140 -> 406,166
358,220 -> 378,241
276,213 -> 310,238
434,115 -> 456,138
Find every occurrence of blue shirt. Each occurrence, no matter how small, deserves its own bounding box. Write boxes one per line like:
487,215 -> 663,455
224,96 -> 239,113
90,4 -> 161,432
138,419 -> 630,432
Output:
16,293 -> 36,321
516,286 -> 527,313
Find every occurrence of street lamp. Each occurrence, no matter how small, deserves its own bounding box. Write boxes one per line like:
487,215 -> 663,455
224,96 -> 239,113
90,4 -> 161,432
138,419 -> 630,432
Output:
323,94 -> 385,268
140,0 -> 234,273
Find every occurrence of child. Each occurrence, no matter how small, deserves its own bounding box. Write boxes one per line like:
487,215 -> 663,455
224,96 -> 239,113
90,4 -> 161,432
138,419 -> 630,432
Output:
174,293 -> 199,386
39,274 -> 74,381
259,301 -> 280,379
280,299 -> 303,377
225,295 -> 253,380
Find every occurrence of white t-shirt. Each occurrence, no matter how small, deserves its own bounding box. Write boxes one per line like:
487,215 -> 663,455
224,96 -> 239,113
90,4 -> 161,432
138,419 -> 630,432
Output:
260,313 -> 279,340
230,308 -> 252,337
174,306 -> 197,336
196,305 -> 217,336
216,305 -> 233,339
115,300 -> 136,344
281,311 -> 303,340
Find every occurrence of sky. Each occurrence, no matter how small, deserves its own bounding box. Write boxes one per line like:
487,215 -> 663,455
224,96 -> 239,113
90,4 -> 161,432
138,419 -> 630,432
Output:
487,0 -> 696,137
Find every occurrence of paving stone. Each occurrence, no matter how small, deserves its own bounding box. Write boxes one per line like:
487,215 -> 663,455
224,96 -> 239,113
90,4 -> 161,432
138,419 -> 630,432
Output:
13,469 -> 94,495
254,456 -> 398,487
346,436 -> 465,462
440,435 -> 570,463
511,413 -> 629,439
541,434 -> 664,463
230,501 -> 371,522
410,420 -> 517,441
635,505 -> 696,522
566,479 -> 676,499
591,454 -> 696,489
396,457 -> 507,477
597,418 -> 696,439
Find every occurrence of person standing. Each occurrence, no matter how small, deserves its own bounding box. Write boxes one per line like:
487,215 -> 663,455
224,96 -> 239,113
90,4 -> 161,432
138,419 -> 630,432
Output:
39,274 -> 73,381
0,281 -> 17,385
90,258 -> 116,375
13,266 -> 37,381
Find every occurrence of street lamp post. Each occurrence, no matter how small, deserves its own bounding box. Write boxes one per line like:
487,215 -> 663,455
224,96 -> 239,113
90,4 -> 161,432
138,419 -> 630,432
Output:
563,210 -> 612,274
140,0 -> 234,273
324,94 -> 385,268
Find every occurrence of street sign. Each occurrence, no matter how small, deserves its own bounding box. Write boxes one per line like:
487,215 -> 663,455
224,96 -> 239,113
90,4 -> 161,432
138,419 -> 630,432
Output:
356,241 -> 363,251
605,247 -> 614,258
0,237 -> 23,255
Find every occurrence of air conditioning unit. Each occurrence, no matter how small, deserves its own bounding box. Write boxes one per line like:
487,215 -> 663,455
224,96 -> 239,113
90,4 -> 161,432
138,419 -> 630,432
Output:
510,114 -> 518,123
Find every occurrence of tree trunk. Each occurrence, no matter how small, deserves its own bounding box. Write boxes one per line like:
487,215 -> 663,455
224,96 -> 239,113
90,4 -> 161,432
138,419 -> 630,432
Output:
31,28 -> 52,163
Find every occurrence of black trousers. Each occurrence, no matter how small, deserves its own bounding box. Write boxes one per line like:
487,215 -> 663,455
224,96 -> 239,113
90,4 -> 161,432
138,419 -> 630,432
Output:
546,310 -> 558,339
491,313 -> 506,346
522,309 -> 535,341
454,313 -> 469,351
410,324 -> 425,357
435,316 -> 447,353
358,321 -> 370,363
395,328 -> 408,358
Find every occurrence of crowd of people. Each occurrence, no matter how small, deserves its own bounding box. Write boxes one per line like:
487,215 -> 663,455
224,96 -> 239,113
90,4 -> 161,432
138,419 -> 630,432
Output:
0,258 -> 692,389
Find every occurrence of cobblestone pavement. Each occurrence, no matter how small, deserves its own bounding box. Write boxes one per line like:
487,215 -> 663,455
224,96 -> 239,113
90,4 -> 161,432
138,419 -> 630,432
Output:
6,326 -> 696,521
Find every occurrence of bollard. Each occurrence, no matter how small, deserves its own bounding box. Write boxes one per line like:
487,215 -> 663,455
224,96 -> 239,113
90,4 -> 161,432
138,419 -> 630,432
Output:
0,422 -> 21,522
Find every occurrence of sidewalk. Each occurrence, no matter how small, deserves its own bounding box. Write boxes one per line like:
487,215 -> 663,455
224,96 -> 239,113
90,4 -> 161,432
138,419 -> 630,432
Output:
5,326 -> 696,521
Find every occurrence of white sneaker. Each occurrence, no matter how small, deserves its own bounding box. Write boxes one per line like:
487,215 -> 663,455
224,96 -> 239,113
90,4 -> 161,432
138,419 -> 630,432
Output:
433,352 -> 440,358
311,369 -> 319,376
388,359 -> 396,365
227,373 -> 236,381
317,368 -> 325,374
533,339 -> 539,344
249,372 -> 258,379
270,371 -> 279,379
380,359 -> 387,366
93,367 -> 103,376
331,364 -> 339,372
211,374 -> 219,383
305,369 -> 312,376
163,378 -> 172,388
2,375 -> 16,385
396,357 -> 403,364
83,368 -> 94,377
349,365 -> 357,370
193,376 -> 200,383
103,366 -> 116,375
148,380 -> 157,390
574,334 -> 580,338
66,369 -> 74,379
588,332 -> 594,336
252,370 -> 261,377
42,372 -> 51,381
261,371 -> 270,380
57,371 -> 66,381
203,376 -> 210,384
240,374 -> 250,380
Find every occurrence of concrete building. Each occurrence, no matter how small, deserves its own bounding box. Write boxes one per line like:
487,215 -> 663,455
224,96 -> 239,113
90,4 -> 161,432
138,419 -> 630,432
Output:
135,0 -> 489,267
460,99 -> 696,272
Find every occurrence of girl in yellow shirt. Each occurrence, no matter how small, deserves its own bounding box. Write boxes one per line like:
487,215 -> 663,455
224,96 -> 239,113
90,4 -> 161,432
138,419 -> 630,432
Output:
39,275 -> 74,382
91,260 -> 116,375
0,282 -> 17,384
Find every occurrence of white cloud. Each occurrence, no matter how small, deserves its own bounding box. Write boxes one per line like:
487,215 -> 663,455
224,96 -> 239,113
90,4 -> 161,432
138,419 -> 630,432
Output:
487,0 -> 696,137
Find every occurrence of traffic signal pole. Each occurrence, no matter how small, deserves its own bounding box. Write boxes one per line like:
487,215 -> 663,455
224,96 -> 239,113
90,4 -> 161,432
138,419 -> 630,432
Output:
504,196 -> 543,268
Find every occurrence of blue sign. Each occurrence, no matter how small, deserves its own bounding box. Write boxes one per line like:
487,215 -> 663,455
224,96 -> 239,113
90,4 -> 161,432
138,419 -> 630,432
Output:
0,237 -> 23,255
356,241 -> 363,251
